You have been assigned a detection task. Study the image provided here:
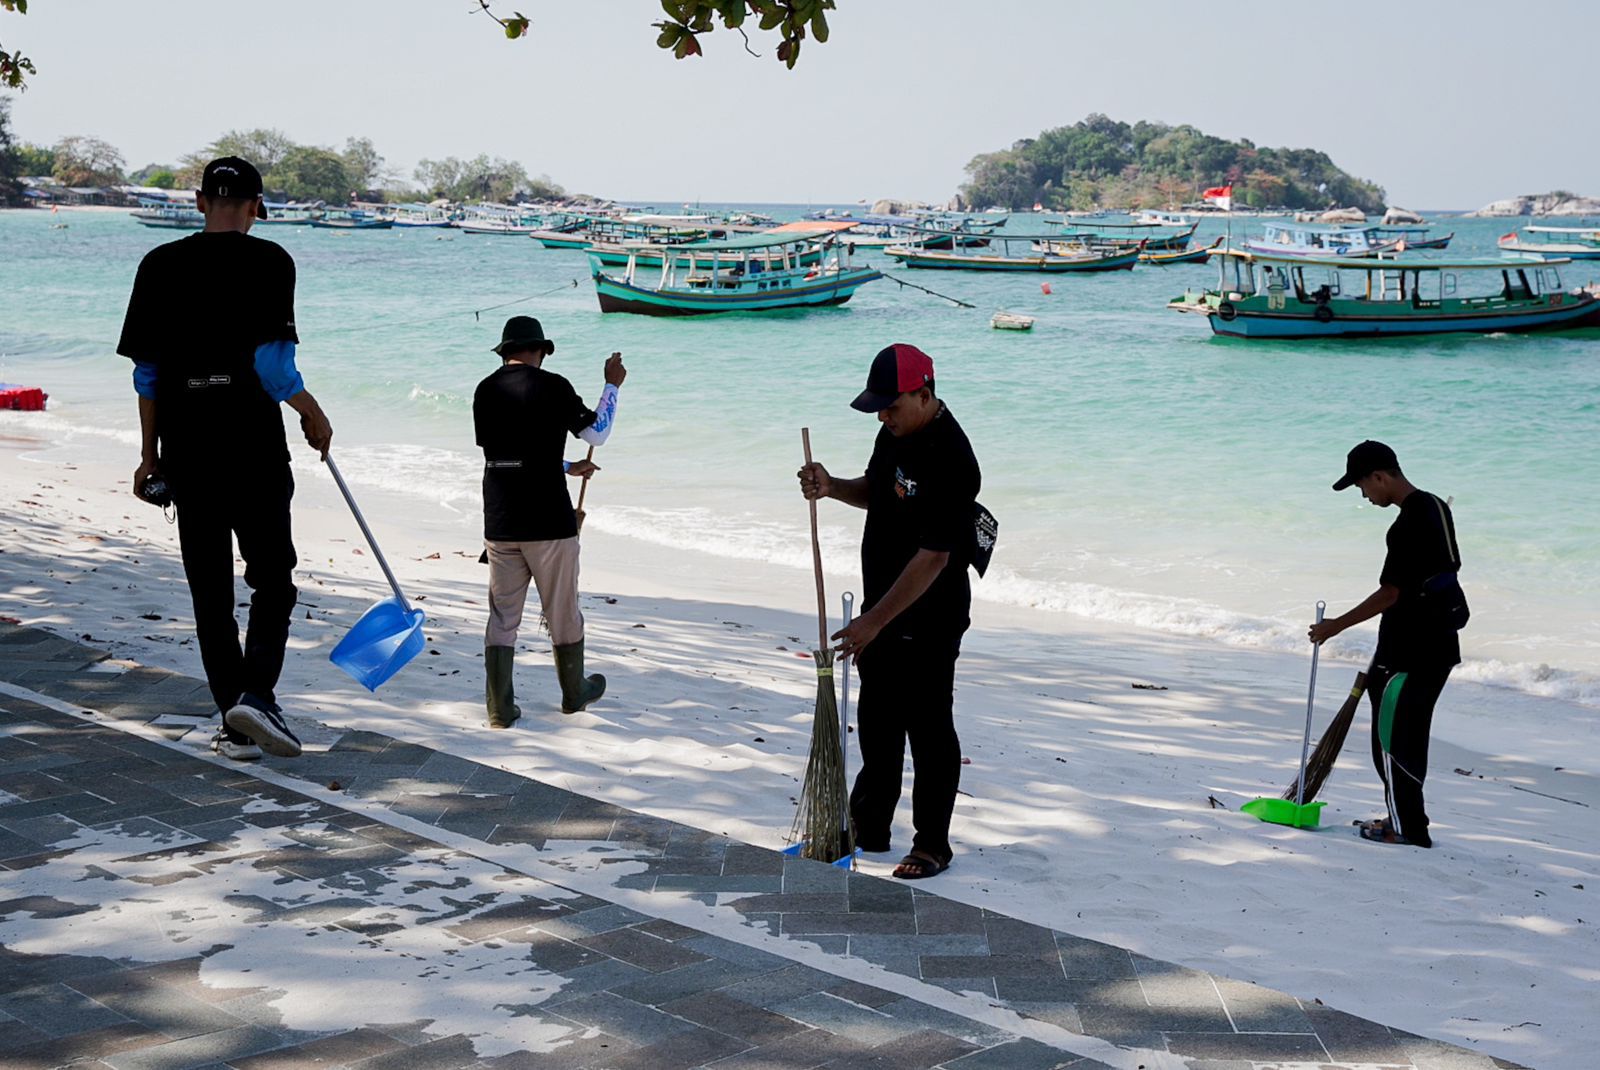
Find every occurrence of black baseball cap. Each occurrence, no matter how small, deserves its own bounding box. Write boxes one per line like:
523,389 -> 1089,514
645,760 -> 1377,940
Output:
492,315 -> 556,357
1332,440 -> 1399,491
850,343 -> 935,413
200,157 -> 268,219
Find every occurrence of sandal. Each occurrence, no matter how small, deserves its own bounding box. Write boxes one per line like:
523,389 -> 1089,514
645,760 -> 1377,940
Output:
891,850 -> 951,880
1352,817 -> 1391,835
1358,824 -> 1427,847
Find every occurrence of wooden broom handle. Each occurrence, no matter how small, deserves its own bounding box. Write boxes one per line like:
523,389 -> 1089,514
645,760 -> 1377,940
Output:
574,445 -> 596,530
801,428 -> 828,651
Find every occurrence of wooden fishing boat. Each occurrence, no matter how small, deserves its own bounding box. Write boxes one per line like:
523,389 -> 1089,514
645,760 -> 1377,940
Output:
1497,225 -> 1600,261
587,235 -> 824,269
131,196 -> 204,229
257,201 -> 319,226
1373,226 -> 1453,251
1055,219 -> 1196,251
887,233 -> 1140,272
1168,248 -> 1600,338
591,234 -> 879,316
1140,236 -> 1223,265
1241,221 -> 1398,257
310,209 -> 393,230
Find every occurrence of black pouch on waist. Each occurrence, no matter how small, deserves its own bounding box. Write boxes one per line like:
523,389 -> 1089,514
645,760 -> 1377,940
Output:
972,502 -> 999,578
1420,571 -> 1470,631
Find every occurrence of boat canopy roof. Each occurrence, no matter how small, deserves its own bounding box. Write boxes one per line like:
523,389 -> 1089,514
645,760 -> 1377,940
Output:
1213,247 -> 1569,270
1523,225 -> 1600,234
656,231 -> 822,252
766,220 -> 860,234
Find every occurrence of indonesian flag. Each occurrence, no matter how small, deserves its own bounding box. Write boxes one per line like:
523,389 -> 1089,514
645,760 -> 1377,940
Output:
1203,184 -> 1233,211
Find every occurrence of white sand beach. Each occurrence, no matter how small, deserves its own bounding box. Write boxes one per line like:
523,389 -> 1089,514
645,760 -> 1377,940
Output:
2,420 -> 1596,1070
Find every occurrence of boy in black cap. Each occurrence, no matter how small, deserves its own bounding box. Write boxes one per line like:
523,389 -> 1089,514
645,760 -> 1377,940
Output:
797,344 -> 981,879
473,316 -> 625,726
1310,440 -> 1466,848
118,156 -> 334,762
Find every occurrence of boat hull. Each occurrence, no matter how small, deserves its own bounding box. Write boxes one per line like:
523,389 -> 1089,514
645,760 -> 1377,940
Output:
310,219 -> 394,230
593,269 -> 881,315
888,248 -> 1138,272
1188,296 -> 1600,339
1499,241 -> 1600,261
587,245 -> 824,269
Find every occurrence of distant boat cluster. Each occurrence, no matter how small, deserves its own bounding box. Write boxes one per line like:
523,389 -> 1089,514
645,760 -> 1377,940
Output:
123,193 -> 1600,336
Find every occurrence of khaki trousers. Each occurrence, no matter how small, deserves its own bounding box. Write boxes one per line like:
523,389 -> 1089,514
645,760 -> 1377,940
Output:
485,536 -> 584,647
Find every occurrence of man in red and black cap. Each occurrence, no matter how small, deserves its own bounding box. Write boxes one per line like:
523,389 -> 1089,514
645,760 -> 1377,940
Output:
118,156 -> 334,763
797,344 -> 982,880
1310,440 -> 1466,848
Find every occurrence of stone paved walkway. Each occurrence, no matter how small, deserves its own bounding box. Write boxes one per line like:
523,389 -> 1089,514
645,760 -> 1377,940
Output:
0,622 -> 1525,1070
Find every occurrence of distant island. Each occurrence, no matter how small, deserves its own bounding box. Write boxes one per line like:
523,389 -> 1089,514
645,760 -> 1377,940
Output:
1465,191 -> 1600,218
958,114 -> 1385,213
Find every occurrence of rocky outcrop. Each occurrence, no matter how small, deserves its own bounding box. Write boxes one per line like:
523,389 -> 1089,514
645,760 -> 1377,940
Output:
1382,206 -> 1425,224
1466,191 -> 1600,217
1317,206 -> 1368,224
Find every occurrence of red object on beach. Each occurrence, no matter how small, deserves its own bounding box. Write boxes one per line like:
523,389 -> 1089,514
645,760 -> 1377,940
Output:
0,385 -> 47,411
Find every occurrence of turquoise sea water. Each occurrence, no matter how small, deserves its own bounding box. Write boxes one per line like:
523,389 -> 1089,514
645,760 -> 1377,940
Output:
3,208 -> 1598,703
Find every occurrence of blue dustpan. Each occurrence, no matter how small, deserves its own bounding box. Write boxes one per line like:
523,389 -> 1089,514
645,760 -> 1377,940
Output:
330,597 -> 426,691
324,455 -> 428,691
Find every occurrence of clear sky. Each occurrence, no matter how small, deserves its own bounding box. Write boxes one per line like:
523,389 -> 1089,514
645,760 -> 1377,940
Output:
6,0 -> 1593,208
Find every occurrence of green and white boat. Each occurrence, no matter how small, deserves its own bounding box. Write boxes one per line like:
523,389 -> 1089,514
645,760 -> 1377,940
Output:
1168,248 -> 1600,338
591,233 -> 880,316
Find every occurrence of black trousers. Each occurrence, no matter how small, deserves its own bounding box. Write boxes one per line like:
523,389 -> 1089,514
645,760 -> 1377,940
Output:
1368,662 -> 1452,847
173,465 -> 298,712
849,633 -> 961,860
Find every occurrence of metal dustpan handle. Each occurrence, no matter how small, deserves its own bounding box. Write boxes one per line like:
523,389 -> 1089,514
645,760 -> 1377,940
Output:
324,453 -> 413,614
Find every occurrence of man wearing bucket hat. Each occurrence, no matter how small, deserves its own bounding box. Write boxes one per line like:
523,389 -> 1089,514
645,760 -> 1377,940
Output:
1309,440 -> 1467,848
117,156 -> 334,762
797,344 -> 982,880
473,316 -> 625,727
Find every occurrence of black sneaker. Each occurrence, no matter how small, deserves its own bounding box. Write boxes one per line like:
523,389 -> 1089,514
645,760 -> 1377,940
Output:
210,724 -> 263,762
224,693 -> 302,758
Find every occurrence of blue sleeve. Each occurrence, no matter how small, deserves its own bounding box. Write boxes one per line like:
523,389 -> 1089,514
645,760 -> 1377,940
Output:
132,361 -> 158,400
253,340 -> 304,403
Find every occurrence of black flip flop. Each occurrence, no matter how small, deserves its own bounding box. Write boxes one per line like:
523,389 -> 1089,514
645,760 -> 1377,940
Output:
892,851 -> 950,880
1358,824 -> 1423,846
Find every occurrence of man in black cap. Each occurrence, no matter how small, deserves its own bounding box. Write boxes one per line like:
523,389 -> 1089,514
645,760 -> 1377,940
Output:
797,343 -> 981,880
1310,440 -> 1466,848
474,316 -> 625,727
118,156 -> 333,762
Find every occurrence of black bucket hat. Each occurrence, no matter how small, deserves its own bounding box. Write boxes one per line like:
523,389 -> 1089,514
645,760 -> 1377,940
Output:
492,315 -> 556,357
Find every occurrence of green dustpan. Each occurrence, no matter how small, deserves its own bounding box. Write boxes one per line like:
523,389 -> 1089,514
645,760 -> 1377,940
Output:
1241,797 -> 1325,828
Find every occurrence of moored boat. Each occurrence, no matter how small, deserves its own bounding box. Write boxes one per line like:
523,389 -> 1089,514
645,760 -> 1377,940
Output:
1241,221 -> 1397,257
1168,248 -> 1600,338
1139,236 -> 1223,265
1054,219 -> 1196,251
991,311 -> 1035,330
131,195 -> 204,229
887,234 -> 1140,272
1374,226 -> 1454,251
590,233 -> 880,315
310,208 -> 393,230
1497,225 -> 1600,260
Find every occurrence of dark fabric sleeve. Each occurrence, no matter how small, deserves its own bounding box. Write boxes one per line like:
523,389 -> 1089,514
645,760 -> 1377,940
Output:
116,253 -> 160,362
914,451 -> 978,555
255,246 -> 299,346
564,378 -> 598,436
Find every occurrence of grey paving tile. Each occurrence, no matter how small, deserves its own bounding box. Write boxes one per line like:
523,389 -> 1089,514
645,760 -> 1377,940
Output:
631,918 -> 700,942
981,917 -> 1058,959
660,990 -> 809,1045
99,1024 -> 285,1069
729,892 -> 849,916
781,857 -> 849,894
1304,1002 -> 1414,1064
871,1000 -> 1015,1048
0,1013 -> 52,1055
346,1032 -> 480,1070
0,980 -> 132,1037
654,873 -> 783,894
65,970 -> 249,1041
227,1026 -> 408,1069
781,912 -> 916,936
679,933 -> 790,972
828,1027 -> 980,1070
847,877 -> 915,915
441,895 -> 571,941
772,993 -> 932,1048
610,957 -> 765,1007
1052,934 -> 1136,980
550,990 -> 696,1046
911,896 -> 985,936
938,1037 -> 1087,1070
541,957 -> 653,1007
921,954 -> 1066,981
920,977 -> 997,999
826,981 -> 904,1010
722,843 -> 786,876
702,1026 -> 867,1069
7,1020 -> 175,1069
576,927 -> 711,973
1162,1031 -> 1328,1062
495,928 -> 610,973
593,1024 -> 753,1070
1211,976 -> 1314,1033
1076,999 -> 1229,1042
477,1030 -> 640,1069
849,934 -> 989,961
530,902 -> 651,939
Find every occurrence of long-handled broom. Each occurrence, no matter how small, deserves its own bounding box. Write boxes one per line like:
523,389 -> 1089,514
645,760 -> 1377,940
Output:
789,428 -> 853,864
1282,670 -> 1367,804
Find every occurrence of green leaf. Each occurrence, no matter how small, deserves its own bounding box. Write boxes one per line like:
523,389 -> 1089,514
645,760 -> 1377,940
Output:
655,23 -> 681,48
810,7 -> 828,42
785,37 -> 800,68
759,7 -> 785,30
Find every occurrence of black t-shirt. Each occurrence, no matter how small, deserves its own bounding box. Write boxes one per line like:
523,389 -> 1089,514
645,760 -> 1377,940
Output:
861,405 -> 981,642
1376,489 -> 1463,669
117,231 -> 298,472
473,363 -> 598,542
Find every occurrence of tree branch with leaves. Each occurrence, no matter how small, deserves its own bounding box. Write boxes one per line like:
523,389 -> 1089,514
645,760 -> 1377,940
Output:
2,0 -> 36,91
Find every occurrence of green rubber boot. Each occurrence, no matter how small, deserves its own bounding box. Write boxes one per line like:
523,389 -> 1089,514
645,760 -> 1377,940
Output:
484,645 -> 521,729
552,639 -> 605,714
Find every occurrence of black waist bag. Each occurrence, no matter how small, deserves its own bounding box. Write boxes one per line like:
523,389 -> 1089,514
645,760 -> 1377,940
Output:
1419,571 -> 1470,631
972,502 -> 999,578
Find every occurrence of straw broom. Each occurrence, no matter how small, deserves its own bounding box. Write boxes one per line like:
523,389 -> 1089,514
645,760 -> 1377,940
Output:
1282,671 -> 1367,803
790,428 -> 853,863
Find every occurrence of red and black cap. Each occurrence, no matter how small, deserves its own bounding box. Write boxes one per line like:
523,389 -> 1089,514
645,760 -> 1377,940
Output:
1332,439 -> 1399,491
200,156 -> 268,219
850,343 -> 935,413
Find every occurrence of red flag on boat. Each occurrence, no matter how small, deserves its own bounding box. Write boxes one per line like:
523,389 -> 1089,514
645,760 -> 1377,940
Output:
1203,185 -> 1233,211
1500,232 -> 1517,243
